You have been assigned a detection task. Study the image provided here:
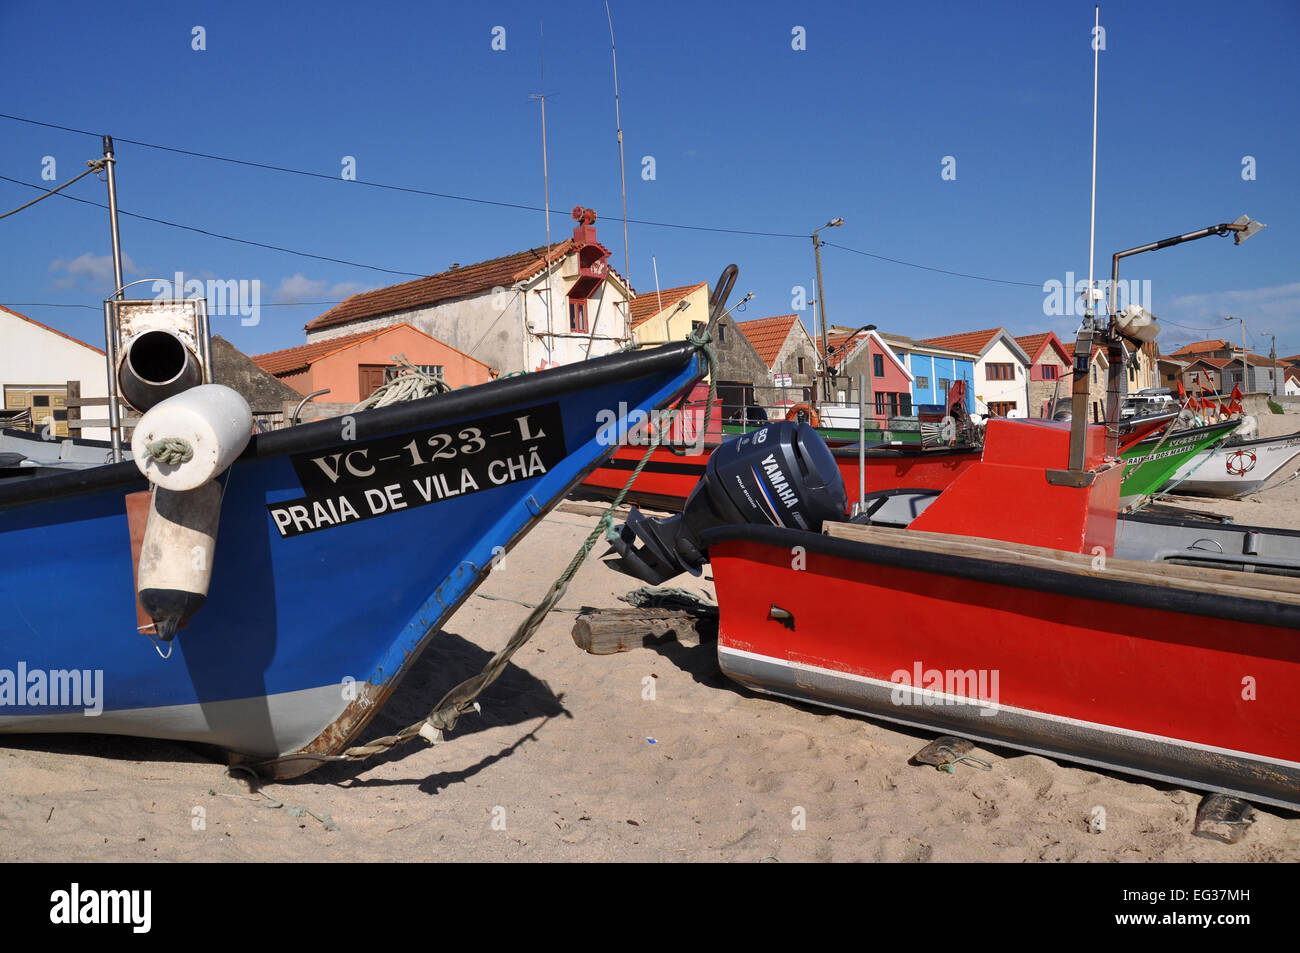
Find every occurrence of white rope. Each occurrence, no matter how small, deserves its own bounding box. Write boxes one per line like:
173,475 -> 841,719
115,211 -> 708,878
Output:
351,354 -> 449,410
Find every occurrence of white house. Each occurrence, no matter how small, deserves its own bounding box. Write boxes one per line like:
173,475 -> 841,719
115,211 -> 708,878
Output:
303,210 -> 633,376
1,304 -> 109,439
1284,367 -> 1300,397
920,327 -> 1031,418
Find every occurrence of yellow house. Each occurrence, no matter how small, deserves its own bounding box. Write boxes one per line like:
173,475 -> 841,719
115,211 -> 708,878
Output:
628,282 -> 709,344
628,282 -> 712,379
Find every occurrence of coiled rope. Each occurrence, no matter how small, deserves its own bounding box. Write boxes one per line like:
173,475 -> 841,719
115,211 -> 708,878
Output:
142,436 -> 194,466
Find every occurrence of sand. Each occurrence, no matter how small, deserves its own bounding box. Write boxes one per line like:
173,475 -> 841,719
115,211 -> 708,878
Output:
2,413 -> 1298,863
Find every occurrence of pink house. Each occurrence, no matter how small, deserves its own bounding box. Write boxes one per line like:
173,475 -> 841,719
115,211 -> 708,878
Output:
820,328 -> 913,423
253,323 -> 495,403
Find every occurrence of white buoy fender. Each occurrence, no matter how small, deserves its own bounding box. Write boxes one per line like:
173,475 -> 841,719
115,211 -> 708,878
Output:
137,482 -> 222,641
131,384 -> 253,491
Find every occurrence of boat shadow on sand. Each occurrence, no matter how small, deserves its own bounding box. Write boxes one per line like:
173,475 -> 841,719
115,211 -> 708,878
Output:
1,630 -> 568,793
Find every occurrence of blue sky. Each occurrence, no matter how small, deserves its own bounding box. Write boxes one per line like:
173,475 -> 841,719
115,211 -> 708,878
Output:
2,0 -> 1297,361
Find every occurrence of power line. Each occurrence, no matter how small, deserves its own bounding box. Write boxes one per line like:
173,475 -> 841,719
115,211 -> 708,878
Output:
7,300 -> 347,310
821,240 -> 1043,288
0,173 -> 424,277
2,111 -> 1152,290
0,112 -> 806,239
0,161 -> 104,220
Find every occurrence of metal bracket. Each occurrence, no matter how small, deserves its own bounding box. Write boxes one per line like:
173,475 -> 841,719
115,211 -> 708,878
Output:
1044,469 -> 1097,487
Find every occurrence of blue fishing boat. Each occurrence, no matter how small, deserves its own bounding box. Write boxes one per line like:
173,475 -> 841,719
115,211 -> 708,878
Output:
0,339 -> 708,777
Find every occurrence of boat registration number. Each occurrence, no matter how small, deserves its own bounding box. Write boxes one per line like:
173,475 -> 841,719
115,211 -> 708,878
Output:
267,403 -> 566,538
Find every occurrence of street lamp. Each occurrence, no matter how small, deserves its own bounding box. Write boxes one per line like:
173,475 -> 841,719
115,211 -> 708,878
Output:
812,217 -> 844,405
1063,214 -> 1266,473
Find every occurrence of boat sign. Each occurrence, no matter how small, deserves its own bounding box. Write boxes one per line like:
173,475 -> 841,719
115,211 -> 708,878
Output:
268,403 -> 566,537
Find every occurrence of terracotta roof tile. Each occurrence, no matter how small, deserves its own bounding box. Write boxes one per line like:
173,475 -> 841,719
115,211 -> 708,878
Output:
249,323 -> 475,377
736,314 -> 802,368
628,282 -> 707,330
1169,339 -> 1230,357
919,327 -> 1003,356
304,241 -> 577,332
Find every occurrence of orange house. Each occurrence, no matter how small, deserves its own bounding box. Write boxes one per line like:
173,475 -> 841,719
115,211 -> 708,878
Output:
252,323 -> 495,403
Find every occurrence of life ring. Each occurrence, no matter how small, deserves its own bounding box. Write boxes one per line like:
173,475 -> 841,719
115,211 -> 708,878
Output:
785,403 -> 820,427
1225,450 -> 1256,475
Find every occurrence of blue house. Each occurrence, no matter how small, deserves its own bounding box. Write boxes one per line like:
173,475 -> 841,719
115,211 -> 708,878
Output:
880,333 -> 977,413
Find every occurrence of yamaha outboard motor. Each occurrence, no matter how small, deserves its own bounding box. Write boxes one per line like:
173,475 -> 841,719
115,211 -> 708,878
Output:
605,421 -> 846,584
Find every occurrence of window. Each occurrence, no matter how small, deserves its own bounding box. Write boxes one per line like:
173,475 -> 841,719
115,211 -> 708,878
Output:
384,364 -> 443,383
986,363 -> 1014,381
797,356 -> 806,375
1041,365 -> 1059,380
718,322 -> 726,343
875,393 -> 886,415
915,376 -> 929,390
888,393 -> 899,417
900,394 -> 913,416
938,377 -> 950,396
1129,366 -> 1136,382
987,401 -> 1017,417
569,298 -> 588,332
1091,365 -> 1097,384
873,354 -> 885,377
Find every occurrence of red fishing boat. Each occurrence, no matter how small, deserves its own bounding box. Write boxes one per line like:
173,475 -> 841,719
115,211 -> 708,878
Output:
604,413 -> 1300,811
580,382 -> 982,512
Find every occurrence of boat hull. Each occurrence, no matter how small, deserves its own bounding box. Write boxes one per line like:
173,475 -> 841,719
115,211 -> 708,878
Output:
0,343 -> 703,776
702,523 -> 1300,811
1163,430 -> 1300,498
1117,420 -> 1240,509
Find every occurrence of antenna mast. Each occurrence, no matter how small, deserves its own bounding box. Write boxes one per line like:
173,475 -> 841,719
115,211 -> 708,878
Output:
531,21 -> 555,364
606,2 -> 631,294
1087,5 -> 1100,322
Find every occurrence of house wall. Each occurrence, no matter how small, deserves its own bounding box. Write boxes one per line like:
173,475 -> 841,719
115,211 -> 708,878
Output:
1026,348 -> 1069,418
304,265 -> 632,377
295,327 -> 494,402
714,314 -> 774,418
903,351 -> 975,411
835,339 -> 912,422
768,323 -> 820,403
1,311 -> 109,439
630,285 -> 711,347
973,339 -> 1029,416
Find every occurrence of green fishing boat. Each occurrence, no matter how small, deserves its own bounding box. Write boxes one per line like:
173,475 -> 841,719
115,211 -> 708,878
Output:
1117,419 -> 1240,510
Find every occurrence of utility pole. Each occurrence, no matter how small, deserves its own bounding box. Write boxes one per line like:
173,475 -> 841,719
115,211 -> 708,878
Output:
1265,330 -> 1278,395
811,218 -> 843,405
102,135 -> 125,462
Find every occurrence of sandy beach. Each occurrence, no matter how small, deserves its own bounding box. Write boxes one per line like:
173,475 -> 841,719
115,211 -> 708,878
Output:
2,411 -> 1298,863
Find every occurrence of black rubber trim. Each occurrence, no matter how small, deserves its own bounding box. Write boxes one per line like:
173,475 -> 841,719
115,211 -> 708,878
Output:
1125,508 -> 1300,540
0,342 -> 700,509
600,457 -> 708,476
697,523 -> 1300,630
832,444 -> 979,460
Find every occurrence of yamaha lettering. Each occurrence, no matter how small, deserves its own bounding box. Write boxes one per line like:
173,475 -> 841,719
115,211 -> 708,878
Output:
267,404 -> 565,538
